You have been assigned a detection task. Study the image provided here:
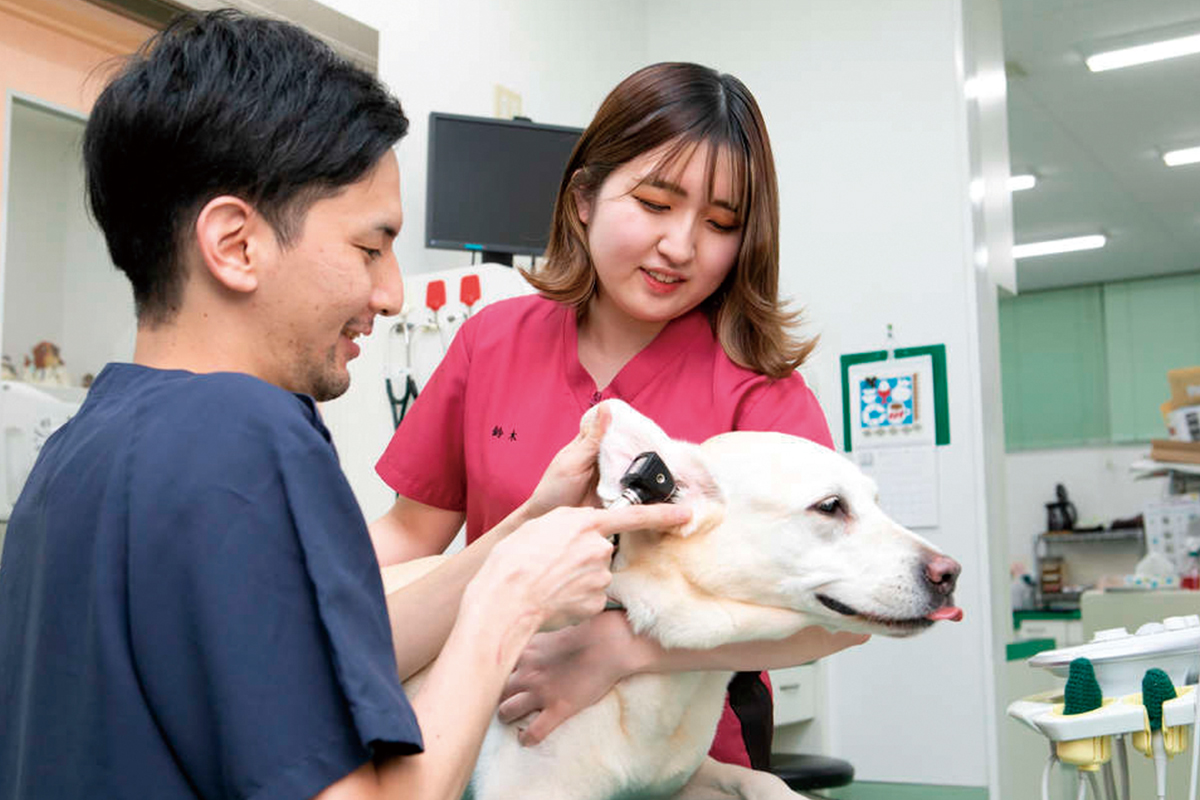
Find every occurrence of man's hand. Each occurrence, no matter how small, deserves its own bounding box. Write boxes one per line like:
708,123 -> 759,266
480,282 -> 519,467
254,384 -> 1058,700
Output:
467,502 -> 692,635
522,405 -> 611,519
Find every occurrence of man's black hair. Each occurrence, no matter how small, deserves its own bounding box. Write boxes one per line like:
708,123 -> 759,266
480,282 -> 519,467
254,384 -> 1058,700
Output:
83,9 -> 409,324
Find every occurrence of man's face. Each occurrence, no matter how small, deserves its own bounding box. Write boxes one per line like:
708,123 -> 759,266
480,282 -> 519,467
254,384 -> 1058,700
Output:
256,150 -> 404,401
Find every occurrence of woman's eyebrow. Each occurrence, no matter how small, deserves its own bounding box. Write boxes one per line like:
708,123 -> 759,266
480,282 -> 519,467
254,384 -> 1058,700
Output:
644,177 -> 688,196
642,178 -> 739,213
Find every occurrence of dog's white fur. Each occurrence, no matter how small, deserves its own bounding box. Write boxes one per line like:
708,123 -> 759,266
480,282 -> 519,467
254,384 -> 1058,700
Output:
386,400 -> 960,800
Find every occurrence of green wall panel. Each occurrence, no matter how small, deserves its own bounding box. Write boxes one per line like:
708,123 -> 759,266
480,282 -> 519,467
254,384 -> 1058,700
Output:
999,271 -> 1200,451
999,285 -> 1109,450
1103,273 -> 1200,442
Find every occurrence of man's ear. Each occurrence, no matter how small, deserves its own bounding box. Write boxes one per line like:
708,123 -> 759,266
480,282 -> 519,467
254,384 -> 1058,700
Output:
193,195 -> 271,294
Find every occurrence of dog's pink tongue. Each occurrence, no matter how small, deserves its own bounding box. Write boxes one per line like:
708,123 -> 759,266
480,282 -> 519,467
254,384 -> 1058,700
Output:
927,606 -> 964,622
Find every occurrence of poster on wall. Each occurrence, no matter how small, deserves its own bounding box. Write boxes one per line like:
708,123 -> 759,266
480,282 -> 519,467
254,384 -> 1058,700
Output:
847,355 -> 936,452
839,343 -> 949,452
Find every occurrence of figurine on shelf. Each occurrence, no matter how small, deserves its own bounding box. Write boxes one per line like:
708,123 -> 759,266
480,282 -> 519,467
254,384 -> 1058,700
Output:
1,355 -> 18,381
23,341 -> 71,387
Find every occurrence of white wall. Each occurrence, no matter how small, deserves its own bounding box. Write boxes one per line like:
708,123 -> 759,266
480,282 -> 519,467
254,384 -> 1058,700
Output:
317,0 -> 648,522
2,99 -> 132,383
962,0 -> 1018,795
4,102 -> 67,370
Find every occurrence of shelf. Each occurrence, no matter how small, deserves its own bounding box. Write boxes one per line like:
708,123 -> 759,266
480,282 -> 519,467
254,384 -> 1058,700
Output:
1131,458 -> 1200,478
1039,590 -> 1084,602
1013,609 -> 1081,621
1037,529 -> 1144,544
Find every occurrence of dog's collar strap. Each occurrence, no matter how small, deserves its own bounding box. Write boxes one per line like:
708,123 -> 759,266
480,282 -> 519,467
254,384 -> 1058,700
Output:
605,533 -> 624,610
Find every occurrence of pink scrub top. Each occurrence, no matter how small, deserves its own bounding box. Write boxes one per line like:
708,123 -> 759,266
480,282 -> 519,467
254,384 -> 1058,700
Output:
376,294 -> 834,767
378,295 -> 832,540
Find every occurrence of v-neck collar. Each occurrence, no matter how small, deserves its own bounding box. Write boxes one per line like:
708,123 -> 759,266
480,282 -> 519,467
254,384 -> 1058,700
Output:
561,304 -> 711,414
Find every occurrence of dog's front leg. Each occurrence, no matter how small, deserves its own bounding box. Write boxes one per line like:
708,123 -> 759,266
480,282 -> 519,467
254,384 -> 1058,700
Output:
672,758 -> 817,800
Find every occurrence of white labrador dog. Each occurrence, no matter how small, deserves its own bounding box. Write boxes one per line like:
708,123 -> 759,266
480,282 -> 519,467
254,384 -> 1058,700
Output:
387,399 -> 961,800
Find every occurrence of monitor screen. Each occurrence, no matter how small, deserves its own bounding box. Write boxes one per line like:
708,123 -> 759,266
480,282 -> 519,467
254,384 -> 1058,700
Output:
425,112 -> 583,262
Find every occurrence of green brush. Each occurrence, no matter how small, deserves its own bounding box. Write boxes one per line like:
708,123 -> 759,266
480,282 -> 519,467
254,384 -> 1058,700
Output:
1063,657 -> 1103,715
1143,668 -> 1177,732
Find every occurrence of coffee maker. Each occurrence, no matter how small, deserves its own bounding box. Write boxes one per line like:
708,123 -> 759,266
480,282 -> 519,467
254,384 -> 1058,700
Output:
1045,483 -> 1078,532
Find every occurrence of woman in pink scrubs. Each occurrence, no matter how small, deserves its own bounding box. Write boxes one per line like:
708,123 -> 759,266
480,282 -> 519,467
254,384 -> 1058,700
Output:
372,61 -> 866,772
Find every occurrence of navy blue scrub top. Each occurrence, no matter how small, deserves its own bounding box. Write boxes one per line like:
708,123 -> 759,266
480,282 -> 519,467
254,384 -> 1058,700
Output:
0,364 -> 422,800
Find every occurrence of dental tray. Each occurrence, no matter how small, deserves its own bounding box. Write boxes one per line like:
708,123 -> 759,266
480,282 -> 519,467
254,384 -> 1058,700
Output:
1027,615 -> 1200,697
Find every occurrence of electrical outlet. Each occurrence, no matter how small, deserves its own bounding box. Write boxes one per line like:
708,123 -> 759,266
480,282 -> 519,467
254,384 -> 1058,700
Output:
494,84 -> 522,119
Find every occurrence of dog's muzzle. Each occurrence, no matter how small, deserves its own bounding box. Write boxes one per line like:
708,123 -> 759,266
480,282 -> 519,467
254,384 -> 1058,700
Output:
815,553 -> 965,630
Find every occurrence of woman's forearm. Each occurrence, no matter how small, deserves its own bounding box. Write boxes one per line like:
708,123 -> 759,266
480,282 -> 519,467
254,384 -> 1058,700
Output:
627,625 -> 869,675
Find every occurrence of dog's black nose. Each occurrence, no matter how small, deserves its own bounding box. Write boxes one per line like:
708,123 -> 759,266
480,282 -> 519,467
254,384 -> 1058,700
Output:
925,555 -> 960,595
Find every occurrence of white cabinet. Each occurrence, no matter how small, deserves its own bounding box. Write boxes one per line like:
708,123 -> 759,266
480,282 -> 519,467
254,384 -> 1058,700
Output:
1012,615 -> 1084,647
770,664 -> 816,726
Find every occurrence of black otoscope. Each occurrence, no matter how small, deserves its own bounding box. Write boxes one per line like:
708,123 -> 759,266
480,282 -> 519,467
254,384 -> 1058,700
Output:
603,452 -> 676,610
609,451 -> 677,508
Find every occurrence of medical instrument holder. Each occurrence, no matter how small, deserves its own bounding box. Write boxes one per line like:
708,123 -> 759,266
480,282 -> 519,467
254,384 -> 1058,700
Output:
1009,615 -> 1200,800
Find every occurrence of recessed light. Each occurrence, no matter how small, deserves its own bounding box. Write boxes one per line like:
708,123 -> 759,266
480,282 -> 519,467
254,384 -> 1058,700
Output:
1163,146 -> 1200,167
1086,32 -> 1200,72
1013,235 -> 1106,259
969,174 -> 1037,202
1008,174 -> 1037,192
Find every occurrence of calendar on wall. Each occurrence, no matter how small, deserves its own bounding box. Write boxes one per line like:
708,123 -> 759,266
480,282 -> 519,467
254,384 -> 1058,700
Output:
839,345 -> 948,530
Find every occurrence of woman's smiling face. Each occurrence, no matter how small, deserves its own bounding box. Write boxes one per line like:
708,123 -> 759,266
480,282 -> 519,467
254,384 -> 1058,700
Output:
577,139 -> 744,333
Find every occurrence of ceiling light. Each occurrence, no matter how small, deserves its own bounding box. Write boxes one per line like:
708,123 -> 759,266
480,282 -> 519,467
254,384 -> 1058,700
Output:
1008,174 -> 1037,192
1086,32 -> 1200,72
963,70 -> 1006,102
969,174 -> 1037,202
1163,146 -> 1200,167
1013,235 -> 1106,259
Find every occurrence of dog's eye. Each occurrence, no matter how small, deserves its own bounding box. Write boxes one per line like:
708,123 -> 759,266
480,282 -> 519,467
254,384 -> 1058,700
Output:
812,496 -> 845,516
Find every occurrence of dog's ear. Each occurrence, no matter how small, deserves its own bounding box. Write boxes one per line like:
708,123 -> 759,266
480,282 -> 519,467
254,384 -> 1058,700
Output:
586,400 -> 724,537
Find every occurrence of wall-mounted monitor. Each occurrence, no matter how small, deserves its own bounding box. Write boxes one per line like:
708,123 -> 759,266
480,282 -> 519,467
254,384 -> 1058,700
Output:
425,112 -> 582,266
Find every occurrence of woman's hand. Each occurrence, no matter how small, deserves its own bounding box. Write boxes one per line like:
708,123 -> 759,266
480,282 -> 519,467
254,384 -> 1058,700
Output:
497,616 -> 870,747
496,609 -> 642,746
522,404 -> 612,519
